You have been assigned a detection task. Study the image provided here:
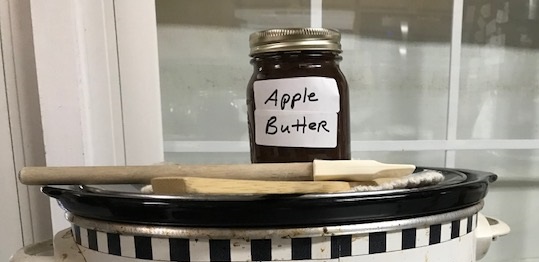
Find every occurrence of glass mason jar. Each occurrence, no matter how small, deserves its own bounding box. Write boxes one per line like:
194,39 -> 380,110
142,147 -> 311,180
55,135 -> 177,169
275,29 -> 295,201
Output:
247,28 -> 351,163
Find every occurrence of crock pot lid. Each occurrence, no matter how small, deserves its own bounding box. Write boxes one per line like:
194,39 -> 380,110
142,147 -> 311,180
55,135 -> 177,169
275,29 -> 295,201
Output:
43,167 -> 496,228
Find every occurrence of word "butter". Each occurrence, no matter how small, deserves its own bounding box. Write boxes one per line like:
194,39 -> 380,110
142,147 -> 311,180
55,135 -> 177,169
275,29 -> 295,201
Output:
265,116 -> 330,135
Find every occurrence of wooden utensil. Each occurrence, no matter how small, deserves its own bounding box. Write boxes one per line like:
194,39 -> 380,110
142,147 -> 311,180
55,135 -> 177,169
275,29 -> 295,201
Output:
151,177 -> 352,195
19,160 -> 416,185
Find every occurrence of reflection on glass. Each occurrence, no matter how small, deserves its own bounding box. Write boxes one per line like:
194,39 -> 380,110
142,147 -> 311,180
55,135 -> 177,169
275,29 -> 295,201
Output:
157,0 -> 455,145
455,149 -> 539,178
164,152 -> 251,164
455,149 -> 539,261
458,0 -> 539,139
480,186 -> 539,261
156,0 -> 310,142
323,0 -> 453,140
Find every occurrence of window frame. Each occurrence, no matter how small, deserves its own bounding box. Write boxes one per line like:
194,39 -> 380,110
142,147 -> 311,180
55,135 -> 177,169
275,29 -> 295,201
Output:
29,0 -> 164,233
21,0 -> 539,240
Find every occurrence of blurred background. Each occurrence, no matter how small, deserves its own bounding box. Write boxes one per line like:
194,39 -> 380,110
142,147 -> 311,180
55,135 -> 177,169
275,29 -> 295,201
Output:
155,1 -> 539,261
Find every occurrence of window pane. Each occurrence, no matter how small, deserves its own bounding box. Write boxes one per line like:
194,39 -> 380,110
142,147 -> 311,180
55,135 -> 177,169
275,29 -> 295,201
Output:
323,0 -> 453,140
455,150 -> 539,261
165,152 -> 250,164
455,149 -> 539,178
458,0 -> 539,139
480,186 -> 539,261
164,149 -> 446,165
156,0 -> 310,142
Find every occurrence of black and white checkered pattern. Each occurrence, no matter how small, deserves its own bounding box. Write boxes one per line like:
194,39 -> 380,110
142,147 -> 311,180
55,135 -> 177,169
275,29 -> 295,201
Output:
72,214 -> 477,261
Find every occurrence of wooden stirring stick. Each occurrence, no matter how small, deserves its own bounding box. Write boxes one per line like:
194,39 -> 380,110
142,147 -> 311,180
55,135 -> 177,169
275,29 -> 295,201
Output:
19,160 -> 416,185
151,177 -> 352,195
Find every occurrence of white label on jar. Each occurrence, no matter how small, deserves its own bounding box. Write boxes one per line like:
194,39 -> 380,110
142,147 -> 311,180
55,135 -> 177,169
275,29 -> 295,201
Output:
253,77 -> 340,148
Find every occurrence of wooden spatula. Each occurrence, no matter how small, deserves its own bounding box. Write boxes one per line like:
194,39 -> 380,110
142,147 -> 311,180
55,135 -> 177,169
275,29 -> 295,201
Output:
151,176 -> 404,195
151,177 -> 352,195
19,160 -> 416,185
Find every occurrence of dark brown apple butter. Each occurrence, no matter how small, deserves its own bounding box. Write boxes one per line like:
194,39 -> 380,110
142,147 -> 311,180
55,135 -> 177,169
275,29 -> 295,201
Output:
247,28 -> 351,163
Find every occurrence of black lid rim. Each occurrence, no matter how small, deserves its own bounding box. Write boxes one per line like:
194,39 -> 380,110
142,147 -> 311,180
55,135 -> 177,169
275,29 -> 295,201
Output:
43,167 -> 496,228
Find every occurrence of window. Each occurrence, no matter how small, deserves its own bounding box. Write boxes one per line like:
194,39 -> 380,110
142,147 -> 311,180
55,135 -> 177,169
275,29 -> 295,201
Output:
28,1 -> 539,260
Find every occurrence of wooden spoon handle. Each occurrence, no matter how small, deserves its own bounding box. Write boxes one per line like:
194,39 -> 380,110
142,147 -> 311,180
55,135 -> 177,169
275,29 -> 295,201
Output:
19,163 -> 313,185
19,160 -> 415,185
313,160 -> 415,181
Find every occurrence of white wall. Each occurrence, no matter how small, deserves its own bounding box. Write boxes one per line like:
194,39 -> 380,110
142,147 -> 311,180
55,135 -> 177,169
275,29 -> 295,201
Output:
0,0 -> 52,260
0,40 -> 24,262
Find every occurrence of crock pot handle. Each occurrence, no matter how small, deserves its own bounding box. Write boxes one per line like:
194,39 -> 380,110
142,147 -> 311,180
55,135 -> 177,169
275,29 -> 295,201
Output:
9,240 -> 56,262
11,229 -> 88,262
476,213 -> 511,260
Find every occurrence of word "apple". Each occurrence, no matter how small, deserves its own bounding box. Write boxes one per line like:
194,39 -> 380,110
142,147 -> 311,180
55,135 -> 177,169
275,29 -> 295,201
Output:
264,87 -> 319,110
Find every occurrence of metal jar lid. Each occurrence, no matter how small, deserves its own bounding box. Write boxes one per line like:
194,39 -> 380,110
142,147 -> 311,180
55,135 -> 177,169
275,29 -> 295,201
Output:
249,28 -> 342,56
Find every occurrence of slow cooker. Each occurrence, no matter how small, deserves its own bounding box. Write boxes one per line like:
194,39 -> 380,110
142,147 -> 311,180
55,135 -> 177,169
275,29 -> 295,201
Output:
11,167 -> 509,261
